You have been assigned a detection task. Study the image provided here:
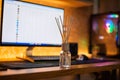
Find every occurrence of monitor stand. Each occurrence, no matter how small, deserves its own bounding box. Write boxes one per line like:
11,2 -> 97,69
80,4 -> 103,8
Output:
26,46 -> 34,56
16,46 -> 35,62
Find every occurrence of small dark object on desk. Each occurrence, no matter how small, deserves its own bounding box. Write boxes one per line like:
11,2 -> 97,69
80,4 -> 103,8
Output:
0,66 -> 7,71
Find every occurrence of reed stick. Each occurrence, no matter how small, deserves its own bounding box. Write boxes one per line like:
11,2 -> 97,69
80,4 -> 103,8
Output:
55,16 -> 72,44
55,17 -> 64,42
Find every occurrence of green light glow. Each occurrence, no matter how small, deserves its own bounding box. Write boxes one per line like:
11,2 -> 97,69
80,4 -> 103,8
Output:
105,19 -> 115,33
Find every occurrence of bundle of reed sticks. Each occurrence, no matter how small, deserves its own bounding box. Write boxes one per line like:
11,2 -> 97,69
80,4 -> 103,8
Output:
55,16 -> 72,43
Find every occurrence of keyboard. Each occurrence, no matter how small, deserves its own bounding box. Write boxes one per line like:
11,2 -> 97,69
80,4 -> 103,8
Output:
29,56 -> 60,61
1,61 -> 59,69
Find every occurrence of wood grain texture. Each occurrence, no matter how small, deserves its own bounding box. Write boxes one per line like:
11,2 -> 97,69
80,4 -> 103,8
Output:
0,61 -> 120,80
22,0 -> 92,8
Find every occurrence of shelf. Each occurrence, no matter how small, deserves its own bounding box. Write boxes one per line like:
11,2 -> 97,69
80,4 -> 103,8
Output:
22,0 -> 92,8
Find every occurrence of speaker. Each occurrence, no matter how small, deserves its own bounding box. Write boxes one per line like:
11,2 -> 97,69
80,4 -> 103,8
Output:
69,43 -> 78,58
97,44 -> 106,56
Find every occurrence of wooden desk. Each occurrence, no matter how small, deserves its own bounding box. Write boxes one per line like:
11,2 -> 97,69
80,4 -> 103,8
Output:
0,61 -> 120,80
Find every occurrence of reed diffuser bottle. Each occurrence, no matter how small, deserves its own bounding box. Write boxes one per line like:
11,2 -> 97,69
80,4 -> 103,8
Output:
59,41 -> 71,68
55,16 -> 72,68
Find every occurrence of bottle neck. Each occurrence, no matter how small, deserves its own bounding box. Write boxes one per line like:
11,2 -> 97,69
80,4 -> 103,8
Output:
62,42 -> 69,51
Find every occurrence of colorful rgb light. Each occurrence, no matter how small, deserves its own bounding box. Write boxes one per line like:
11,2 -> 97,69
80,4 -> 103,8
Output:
105,19 -> 115,33
104,14 -> 119,33
107,14 -> 119,18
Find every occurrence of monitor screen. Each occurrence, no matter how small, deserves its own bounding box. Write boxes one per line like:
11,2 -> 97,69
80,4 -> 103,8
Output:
0,0 -> 64,46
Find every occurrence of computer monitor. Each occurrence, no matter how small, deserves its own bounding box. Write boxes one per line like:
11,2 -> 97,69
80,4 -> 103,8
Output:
0,0 -> 64,46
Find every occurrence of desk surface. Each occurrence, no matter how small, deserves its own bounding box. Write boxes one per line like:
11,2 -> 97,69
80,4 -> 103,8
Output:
0,60 -> 120,80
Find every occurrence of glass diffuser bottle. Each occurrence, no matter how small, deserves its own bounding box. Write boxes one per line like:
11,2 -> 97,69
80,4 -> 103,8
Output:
59,42 -> 71,68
